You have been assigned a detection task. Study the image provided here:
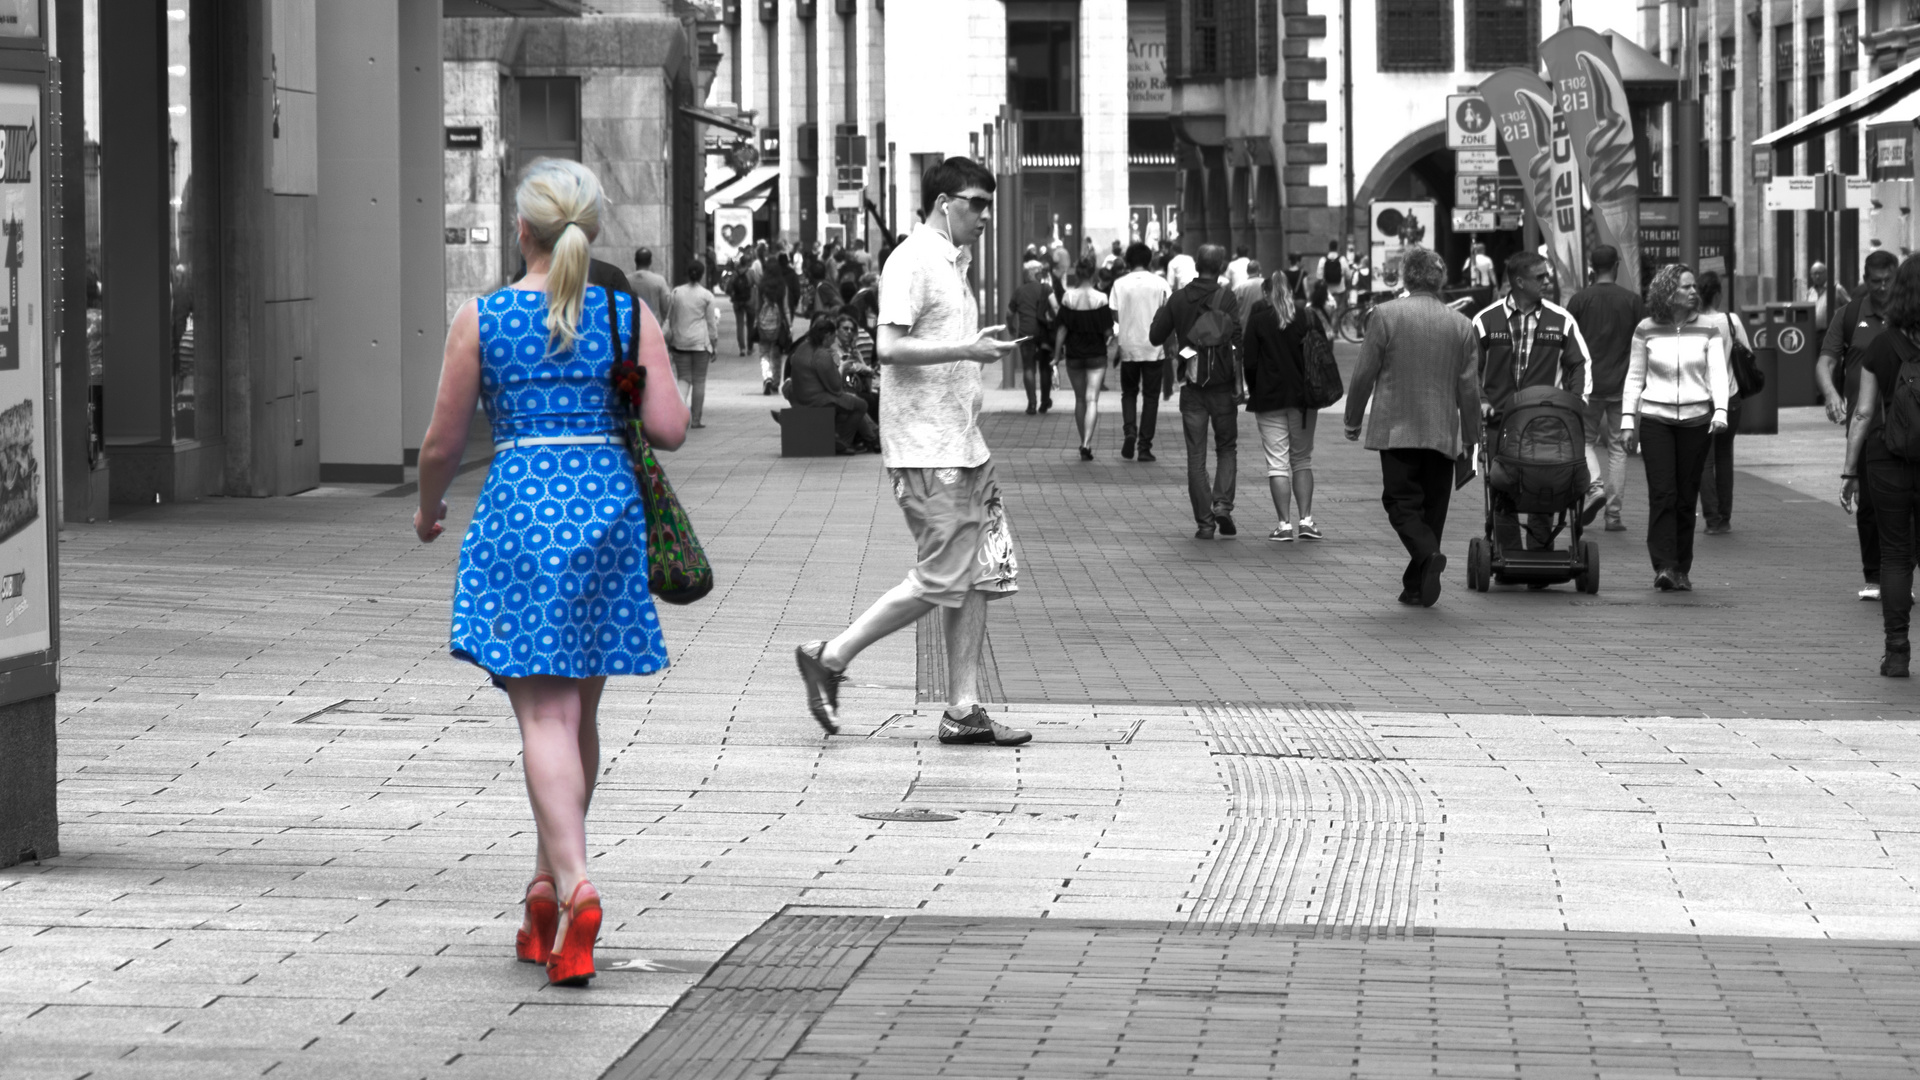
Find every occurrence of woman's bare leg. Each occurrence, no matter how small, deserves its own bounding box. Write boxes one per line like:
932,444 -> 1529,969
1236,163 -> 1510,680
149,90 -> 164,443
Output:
505,675 -> 592,903
1067,365 -> 1091,443
1081,366 -> 1106,448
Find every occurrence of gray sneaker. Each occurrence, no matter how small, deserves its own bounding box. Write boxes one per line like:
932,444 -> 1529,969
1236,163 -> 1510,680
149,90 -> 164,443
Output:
936,705 -> 1031,746
1297,518 -> 1323,541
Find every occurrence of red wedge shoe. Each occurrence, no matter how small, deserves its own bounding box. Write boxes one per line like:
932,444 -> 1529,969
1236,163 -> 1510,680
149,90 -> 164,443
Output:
515,873 -> 558,964
546,881 -> 601,987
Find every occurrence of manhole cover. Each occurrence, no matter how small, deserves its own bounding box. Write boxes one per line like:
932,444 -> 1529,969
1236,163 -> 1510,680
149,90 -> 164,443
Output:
857,808 -> 958,822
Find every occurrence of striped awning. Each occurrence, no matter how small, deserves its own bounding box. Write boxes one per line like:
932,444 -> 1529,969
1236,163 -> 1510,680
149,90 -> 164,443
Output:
1755,55 -> 1920,149
704,166 -> 779,215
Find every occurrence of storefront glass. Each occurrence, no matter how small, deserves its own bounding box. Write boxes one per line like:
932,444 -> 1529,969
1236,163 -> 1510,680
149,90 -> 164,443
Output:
167,2 -> 193,441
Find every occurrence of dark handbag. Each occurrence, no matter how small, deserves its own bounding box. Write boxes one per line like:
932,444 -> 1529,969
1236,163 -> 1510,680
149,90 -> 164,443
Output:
607,299 -> 715,605
1725,313 -> 1765,399
1299,317 -> 1345,410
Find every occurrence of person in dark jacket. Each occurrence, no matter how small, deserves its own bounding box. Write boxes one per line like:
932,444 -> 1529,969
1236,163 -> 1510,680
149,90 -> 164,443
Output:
1008,264 -> 1057,414
1149,243 -> 1244,539
1243,274 -> 1320,541
784,319 -> 877,454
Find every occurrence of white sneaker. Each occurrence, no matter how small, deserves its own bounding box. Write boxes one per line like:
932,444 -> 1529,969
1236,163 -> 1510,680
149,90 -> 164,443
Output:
1297,517 -> 1323,541
1267,523 -> 1295,542
1861,584 -> 1882,601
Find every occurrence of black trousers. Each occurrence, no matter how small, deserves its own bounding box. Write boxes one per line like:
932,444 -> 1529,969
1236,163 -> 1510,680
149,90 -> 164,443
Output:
1119,361 -> 1164,451
1858,473 -> 1882,585
1639,417 -> 1712,574
1020,340 -> 1053,409
1866,451 -> 1920,645
1698,416 -> 1736,527
1379,448 -> 1454,593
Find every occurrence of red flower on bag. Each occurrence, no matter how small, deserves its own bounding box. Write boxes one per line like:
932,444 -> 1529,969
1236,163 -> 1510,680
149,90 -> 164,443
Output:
610,359 -> 646,413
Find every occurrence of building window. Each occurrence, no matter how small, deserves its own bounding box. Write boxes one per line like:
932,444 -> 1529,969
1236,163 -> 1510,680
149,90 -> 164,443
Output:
1465,0 -> 1534,70
1380,0 -> 1452,71
1258,0 -> 1279,75
515,77 -> 581,171
1008,19 -> 1077,112
1718,36 -> 1734,197
1189,0 -> 1220,78
1222,0 -> 1256,78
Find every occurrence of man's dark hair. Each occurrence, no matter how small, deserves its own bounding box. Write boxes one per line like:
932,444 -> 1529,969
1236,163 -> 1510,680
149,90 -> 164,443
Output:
1696,269 -> 1724,310
1882,254 -> 1920,331
1589,245 -> 1619,274
1124,242 -> 1153,269
1507,251 -> 1548,282
1867,248 -> 1900,275
807,317 -> 838,347
687,259 -> 706,283
1195,243 -> 1229,277
919,156 -> 997,218
1327,240 -> 1340,254
634,247 -> 653,270
1236,245 -> 1250,257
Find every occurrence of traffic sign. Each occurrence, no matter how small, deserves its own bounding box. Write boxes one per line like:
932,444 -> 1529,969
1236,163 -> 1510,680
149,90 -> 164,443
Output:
1456,148 -> 1500,175
1452,208 -> 1498,232
1447,94 -> 1495,150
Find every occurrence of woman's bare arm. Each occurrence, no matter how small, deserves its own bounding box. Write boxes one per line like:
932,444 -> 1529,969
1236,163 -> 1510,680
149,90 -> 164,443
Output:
415,299 -> 483,542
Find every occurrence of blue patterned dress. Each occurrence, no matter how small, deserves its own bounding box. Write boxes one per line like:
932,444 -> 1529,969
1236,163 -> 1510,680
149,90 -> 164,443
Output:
449,285 -> 669,681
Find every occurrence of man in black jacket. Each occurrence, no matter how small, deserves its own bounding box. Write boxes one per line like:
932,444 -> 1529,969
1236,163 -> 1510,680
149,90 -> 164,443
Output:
1150,244 -> 1243,539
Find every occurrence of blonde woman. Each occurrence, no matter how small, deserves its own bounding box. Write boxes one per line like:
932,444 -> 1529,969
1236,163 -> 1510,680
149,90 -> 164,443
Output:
1621,263 -> 1730,592
1243,273 -> 1320,541
414,159 -> 687,986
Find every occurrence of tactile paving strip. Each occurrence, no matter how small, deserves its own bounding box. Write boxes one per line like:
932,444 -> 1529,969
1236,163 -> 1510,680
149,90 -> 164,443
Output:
1189,704 -> 1427,934
606,915 -> 1920,1080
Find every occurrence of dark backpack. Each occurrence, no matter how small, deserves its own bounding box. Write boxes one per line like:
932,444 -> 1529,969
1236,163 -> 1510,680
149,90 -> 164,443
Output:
1322,255 -> 1343,287
1184,285 -> 1237,389
1882,329 -> 1920,461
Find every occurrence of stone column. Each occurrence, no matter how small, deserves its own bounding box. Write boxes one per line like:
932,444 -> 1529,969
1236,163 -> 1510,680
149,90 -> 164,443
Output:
1201,146 -> 1231,250
1254,164 -> 1285,274
1228,164 -> 1252,263
1079,2 -> 1128,254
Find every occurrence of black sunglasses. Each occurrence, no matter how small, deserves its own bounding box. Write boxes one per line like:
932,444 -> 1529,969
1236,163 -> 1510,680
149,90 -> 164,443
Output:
946,194 -> 993,214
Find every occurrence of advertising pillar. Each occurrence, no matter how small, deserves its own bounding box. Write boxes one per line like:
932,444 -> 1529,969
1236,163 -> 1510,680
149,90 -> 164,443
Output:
0,3 -> 60,870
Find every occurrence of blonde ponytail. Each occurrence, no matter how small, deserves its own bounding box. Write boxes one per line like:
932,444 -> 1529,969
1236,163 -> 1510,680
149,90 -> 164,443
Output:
514,158 -> 605,356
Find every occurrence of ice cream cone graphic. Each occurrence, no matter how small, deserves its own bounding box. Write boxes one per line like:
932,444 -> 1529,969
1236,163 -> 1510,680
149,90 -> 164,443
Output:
1578,50 -> 1642,291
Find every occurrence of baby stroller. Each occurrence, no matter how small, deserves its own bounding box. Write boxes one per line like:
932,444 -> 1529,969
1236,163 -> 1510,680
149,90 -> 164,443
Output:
1465,385 -> 1600,594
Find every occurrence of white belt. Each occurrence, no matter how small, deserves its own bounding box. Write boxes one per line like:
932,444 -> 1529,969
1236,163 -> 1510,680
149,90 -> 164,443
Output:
492,434 -> 621,452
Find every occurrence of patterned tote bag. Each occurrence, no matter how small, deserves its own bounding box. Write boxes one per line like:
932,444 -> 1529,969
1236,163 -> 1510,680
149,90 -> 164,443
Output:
607,296 -> 715,605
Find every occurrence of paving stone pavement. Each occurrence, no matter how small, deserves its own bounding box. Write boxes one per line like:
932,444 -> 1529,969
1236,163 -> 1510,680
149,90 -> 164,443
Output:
2,345 -> 1919,1080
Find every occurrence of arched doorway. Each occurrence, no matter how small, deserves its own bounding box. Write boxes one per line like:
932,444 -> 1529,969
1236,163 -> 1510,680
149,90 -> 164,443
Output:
1356,121 -> 1523,288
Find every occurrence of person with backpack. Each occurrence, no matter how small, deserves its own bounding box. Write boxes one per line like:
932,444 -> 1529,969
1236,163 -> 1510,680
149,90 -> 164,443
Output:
1841,253 -> 1920,677
1150,243 -> 1244,539
727,256 -> 756,357
753,263 -> 795,395
1820,249 -> 1899,601
1243,272 -> 1325,541
1319,240 -> 1347,324
1621,263 -> 1732,593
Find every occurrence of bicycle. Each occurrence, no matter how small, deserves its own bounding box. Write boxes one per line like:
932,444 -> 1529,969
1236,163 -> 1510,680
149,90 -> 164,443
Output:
1335,289 -> 1396,343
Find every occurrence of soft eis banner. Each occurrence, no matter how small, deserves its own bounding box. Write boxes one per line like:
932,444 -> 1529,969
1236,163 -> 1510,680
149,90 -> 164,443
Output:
1540,27 -> 1642,293
1478,67 -> 1583,293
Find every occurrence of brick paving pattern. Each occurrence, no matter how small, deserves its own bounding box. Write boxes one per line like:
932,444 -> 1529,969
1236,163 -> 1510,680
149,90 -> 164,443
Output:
614,913 -> 1920,1080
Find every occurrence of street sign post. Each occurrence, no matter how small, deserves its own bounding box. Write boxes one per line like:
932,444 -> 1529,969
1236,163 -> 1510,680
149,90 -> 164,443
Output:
1455,148 -> 1500,175
1452,208 -> 1498,232
1446,94 -> 1496,150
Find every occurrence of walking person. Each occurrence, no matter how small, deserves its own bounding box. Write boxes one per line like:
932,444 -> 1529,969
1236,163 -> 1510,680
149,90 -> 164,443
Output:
1244,272 -> 1322,542
1621,263 -> 1732,592
664,259 -> 720,429
1111,242 -> 1172,461
1564,244 -> 1646,532
1342,247 -> 1481,606
1818,249 -> 1898,600
414,159 -> 688,986
1150,243 -> 1244,539
1319,240 -> 1348,324
727,256 -> 755,356
1055,256 -> 1117,460
1841,253 -> 1920,677
793,156 -> 1030,746
1694,270 -> 1751,534
627,246 -> 671,320
1008,263 -> 1056,414
753,261 -> 794,395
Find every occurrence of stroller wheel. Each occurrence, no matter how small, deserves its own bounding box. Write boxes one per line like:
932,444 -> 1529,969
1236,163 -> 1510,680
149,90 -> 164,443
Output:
1576,539 -> 1601,594
1467,538 -> 1492,592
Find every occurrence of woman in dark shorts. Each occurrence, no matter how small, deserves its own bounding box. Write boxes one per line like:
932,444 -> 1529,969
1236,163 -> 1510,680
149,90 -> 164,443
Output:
1842,253 -> 1920,678
1053,256 -> 1118,460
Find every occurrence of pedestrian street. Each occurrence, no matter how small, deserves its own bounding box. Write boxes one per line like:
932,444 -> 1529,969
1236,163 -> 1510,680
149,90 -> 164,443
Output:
6,352 -> 1920,1079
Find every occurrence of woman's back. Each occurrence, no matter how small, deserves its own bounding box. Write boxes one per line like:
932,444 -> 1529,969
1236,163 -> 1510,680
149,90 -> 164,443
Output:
477,284 -> 630,442
1058,288 -> 1113,358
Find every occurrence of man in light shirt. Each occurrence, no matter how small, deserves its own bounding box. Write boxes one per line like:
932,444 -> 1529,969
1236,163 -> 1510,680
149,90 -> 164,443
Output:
1224,245 -> 1253,289
1463,242 -> 1497,288
1110,242 -> 1174,461
1165,244 -> 1197,292
663,260 -> 721,429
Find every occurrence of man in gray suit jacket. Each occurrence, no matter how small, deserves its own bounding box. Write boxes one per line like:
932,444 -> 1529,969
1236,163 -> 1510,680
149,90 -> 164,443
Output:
1343,247 -> 1482,607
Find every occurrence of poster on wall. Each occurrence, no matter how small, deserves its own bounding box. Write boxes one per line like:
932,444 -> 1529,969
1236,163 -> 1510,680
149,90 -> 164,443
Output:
713,207 -> 752,267
1370,200 -> 1435,289
0,82 -> 47,664
0,1 -> 37,40
1127,4 -> 1169,114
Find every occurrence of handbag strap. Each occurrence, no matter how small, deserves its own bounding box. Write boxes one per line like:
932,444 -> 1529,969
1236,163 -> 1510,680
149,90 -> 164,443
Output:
604,289 -> 650,447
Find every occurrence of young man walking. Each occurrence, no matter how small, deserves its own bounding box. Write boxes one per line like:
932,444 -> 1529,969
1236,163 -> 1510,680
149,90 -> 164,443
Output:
795,157 -> 1030,747
1564,245 -> 1646,531
1110,242 -> 1172,460
663,260 -> 720,429
1150,243 -> 1243,539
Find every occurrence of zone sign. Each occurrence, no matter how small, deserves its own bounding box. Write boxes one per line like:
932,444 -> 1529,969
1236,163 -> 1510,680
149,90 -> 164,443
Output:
1447,94 -> 1495,150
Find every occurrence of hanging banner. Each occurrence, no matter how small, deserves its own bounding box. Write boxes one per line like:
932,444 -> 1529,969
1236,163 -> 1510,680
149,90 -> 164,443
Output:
1541,27 -> 1642,293
713,206 -> 752,266
1478,68 -> 1582,291
1546,104 -> 1585,298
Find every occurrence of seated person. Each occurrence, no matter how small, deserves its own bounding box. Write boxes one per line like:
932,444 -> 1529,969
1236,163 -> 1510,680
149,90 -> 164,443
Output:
784,319 -> 878,454
833,312 -> 880,425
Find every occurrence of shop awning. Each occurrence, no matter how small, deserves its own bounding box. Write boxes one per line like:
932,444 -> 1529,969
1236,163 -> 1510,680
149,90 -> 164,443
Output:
1867,87 -> 1920,127
1755,55 -> 1920,149
1600,30 -> 1681,104
705,166 -> 779,215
